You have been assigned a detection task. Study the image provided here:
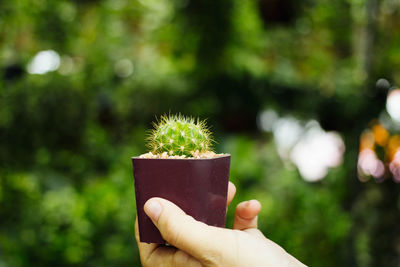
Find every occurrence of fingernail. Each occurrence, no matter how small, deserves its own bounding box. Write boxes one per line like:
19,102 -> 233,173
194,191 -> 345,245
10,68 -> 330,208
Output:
144,200 -> 162,222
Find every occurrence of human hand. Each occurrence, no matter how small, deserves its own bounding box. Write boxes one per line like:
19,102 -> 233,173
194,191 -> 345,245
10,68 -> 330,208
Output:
135,182 -> 306,267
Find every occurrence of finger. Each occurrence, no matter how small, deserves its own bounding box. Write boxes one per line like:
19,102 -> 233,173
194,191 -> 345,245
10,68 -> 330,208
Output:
233,200 -> 261,230
154,249 -> 202,267
226,181 -> 236,206
139,241 -> 200,267
135,217 -> 159,261
144,197 -> 233,263
150,246 -> 202,267
135,217 -> 201,266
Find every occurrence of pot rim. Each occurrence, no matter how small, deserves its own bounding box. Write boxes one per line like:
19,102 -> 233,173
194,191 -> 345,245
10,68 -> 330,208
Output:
131,154 -> 230,161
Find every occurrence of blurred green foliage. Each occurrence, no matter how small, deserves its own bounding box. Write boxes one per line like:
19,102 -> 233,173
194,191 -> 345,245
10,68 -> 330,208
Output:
1,0 -> 400,266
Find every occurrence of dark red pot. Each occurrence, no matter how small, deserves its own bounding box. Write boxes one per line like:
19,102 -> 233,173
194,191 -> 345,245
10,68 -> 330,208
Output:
132,155 -> 230,244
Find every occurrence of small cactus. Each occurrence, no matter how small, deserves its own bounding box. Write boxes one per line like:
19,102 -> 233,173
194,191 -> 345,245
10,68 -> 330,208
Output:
147,114 -> 213,157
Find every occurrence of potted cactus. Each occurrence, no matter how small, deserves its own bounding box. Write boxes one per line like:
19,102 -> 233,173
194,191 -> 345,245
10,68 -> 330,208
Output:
132,114 -> 230,244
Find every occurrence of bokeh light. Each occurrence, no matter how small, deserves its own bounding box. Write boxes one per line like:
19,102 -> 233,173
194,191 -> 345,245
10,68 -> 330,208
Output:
272,117 -> 303,159
114,59 -> 134,78
372,124 -> 389,146
58,56 -> 75,76
358,148 -> 385,181
389,149 -> 400,182
357,123 -> 400,182
290,122 -> 345,182
386,89 -> 400,123
259,110 -> 345,182
27,50 -> 61,75
257,109 -> 278,132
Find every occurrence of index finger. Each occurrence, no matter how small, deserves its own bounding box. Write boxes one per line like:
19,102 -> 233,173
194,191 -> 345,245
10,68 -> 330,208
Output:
135,216 -> 202,266
227,181 -> 236,206
135,217 -> 158,260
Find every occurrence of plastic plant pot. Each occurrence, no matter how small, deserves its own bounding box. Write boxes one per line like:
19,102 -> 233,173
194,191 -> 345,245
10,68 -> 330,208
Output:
132,155 -> 230,244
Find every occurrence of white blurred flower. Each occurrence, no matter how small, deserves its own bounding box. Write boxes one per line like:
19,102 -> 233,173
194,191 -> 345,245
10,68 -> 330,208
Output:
273,117 -> 303,159
259,108 -> 346,182
290,124 -> 345,182
386,89 -> 400,123
358,149 -> 385,180
27,50 -> 60,75
389,149 -> 400,182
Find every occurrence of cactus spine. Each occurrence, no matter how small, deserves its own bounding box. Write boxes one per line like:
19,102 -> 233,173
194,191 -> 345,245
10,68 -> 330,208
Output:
147,114 -> 213,157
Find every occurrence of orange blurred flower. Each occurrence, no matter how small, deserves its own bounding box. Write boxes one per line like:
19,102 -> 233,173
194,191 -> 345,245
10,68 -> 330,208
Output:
387,135 -> 400,161
359,131 -> 375,151
372,124 -> 389,146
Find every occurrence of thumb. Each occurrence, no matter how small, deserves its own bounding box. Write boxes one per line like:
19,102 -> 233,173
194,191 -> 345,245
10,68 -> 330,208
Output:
144,197 -> 232,263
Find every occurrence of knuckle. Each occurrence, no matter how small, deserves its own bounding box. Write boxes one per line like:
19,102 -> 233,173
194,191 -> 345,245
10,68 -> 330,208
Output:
139,254 -> 151,267
203,230 -> 238,266
161,216 -> 182,245
200,248 -> 222,266
200,230 -> 231,266
173,250 -> 190,265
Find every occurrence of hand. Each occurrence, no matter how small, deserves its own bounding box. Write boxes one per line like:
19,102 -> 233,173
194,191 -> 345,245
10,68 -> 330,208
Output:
135,182 -> 307,267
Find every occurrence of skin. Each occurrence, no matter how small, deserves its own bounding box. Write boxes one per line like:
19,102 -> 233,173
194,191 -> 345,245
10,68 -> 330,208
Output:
135,182 -> 307,267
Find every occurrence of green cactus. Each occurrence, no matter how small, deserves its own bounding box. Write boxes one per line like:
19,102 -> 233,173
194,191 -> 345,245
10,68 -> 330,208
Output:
147,114 -> 213,157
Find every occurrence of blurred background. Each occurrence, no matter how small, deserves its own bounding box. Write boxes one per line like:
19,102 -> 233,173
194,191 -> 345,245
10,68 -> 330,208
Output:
1,0 -> 400,266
